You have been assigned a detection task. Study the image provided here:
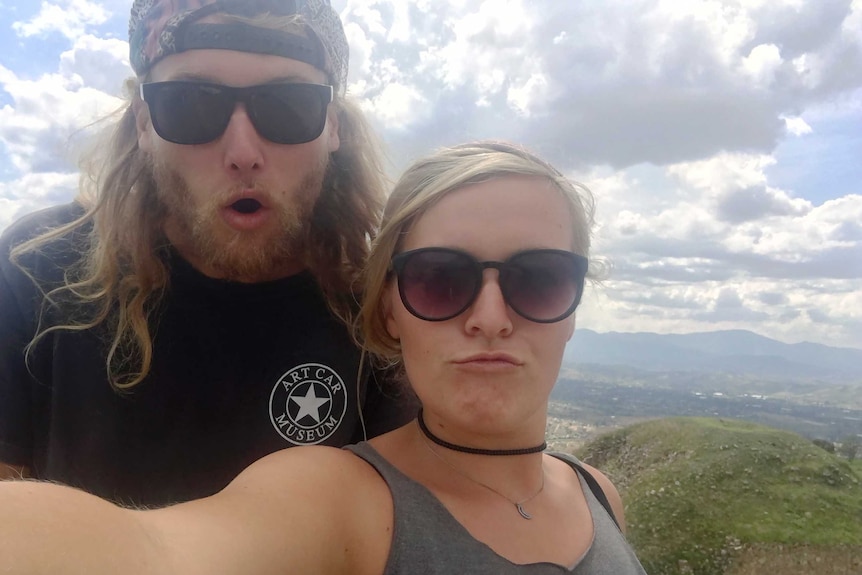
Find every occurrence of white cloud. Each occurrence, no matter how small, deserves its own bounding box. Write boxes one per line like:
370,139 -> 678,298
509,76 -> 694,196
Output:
578,272 -> 862,350
342,0 -> 862,171
344,21 -> 377,83
13,0 -> 110,40
742,43 -> 783,86
506,72 -> 549,117
59,34 -> 131,95
725,194 -> 862,259
364,81 -> 429,130
0,30 -> 128,177
648,0 -> 757,70
0,68 -> 124,173
782,115 -> 813,135
572,143 -> 861,348
0,172 -> 78,231
667,153 -> 776,194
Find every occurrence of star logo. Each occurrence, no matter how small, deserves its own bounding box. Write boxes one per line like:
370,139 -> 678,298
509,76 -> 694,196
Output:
291,385 -> 331,424
269,363 -> 347,446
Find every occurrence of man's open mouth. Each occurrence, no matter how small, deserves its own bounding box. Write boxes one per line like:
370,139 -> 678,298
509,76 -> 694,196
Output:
230,198 -> 263,214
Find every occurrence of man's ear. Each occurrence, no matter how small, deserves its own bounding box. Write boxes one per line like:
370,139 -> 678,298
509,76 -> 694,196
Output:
133,96 -> 153,152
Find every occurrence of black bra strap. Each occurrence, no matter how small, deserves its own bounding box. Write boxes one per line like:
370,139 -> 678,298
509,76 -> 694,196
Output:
565,459 -> 621,531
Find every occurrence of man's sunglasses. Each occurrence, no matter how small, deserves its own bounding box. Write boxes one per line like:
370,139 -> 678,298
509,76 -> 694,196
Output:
390,247 -> 588,324
139,81 -> 333,145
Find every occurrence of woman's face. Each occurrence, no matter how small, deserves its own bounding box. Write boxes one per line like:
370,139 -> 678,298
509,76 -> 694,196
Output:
385,175 -> 578,439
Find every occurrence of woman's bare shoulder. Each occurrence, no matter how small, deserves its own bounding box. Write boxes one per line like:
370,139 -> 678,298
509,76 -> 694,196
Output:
576,460 -> 628,533
229,445 -> 390,509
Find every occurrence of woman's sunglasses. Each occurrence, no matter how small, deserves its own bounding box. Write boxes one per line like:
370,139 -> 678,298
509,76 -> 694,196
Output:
390,247 -> 588,323
139,81 -> 333,145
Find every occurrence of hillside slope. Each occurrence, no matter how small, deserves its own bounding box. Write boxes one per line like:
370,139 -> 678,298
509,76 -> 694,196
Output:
576,417 -> 862,575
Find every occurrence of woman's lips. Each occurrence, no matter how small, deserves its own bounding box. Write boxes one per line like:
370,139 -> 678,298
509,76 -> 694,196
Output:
453,352 -> 522,370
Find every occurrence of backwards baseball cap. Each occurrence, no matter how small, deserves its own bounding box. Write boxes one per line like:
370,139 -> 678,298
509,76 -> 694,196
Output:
129,0 -> 348,94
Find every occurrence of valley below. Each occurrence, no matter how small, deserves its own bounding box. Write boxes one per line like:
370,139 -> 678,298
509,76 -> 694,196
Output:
546,364 -> 862,451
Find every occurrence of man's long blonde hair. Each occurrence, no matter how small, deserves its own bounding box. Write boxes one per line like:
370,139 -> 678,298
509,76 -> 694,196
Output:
11,19 -> 386,389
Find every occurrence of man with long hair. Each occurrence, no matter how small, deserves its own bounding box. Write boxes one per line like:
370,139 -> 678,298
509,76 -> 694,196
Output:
0,0 -> 413,506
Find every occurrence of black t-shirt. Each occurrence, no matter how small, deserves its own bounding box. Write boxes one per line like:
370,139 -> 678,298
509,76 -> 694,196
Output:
0,203 -> 414,506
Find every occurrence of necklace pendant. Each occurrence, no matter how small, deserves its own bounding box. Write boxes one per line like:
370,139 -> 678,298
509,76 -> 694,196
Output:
516,503 -> 533,520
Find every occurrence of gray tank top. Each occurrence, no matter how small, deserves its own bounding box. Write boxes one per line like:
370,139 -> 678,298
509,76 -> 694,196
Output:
345,442 -> 647,575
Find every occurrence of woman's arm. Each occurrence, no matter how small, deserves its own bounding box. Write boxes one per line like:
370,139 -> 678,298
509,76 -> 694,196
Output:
0,447 -> 392,575
0,479 -> 159,573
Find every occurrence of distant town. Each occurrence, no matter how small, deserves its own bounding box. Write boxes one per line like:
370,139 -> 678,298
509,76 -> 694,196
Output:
546,329 -> 862,450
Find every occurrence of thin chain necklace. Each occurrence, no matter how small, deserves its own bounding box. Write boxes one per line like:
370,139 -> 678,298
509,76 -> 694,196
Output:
417,409 -> 547,456
417,422 -> 545,520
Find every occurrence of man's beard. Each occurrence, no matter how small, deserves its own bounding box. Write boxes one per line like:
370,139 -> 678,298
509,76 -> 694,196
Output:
151,158 -> 328,282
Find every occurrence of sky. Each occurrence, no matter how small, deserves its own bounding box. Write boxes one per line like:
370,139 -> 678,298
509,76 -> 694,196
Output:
0,0 -> 860,350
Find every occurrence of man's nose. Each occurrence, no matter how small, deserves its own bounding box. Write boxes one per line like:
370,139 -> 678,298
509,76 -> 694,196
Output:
221,103 -> 265,172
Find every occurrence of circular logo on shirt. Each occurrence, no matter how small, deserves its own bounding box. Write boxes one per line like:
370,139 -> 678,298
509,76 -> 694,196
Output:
269,363 -> 347,445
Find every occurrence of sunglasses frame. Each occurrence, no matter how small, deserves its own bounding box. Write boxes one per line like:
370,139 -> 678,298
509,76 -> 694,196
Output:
139,81 -> 334,145
390,247 -> 588,324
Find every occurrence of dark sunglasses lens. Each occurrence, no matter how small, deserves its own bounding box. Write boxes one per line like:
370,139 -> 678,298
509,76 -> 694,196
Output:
399,251 -> 479,321
249,84 -> 329,145
502,252 -> 581,322
146,83 -> 232,144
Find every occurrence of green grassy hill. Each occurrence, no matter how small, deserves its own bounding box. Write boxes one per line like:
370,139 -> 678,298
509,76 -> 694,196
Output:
576,417 -> 862,575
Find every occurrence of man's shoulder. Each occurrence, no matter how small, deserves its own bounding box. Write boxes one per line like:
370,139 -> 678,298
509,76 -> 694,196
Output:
0,202 -> 87,250
0,202 -> 90,285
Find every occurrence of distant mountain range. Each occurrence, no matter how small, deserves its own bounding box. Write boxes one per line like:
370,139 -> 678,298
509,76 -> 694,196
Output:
564,329 -> 862,383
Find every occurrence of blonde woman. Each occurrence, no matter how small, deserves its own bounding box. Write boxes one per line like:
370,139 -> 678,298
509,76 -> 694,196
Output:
0,141 -> 646,574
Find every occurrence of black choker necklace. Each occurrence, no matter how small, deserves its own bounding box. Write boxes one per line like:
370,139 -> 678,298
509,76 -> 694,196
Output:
417,409 -> 547,456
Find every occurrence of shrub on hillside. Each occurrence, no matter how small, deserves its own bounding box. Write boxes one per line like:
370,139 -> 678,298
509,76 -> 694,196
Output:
812,438 -> 835,453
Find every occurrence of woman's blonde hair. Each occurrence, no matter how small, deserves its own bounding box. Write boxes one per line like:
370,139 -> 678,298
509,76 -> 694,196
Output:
358,140 -> 596,368
11,14 -> 386,389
